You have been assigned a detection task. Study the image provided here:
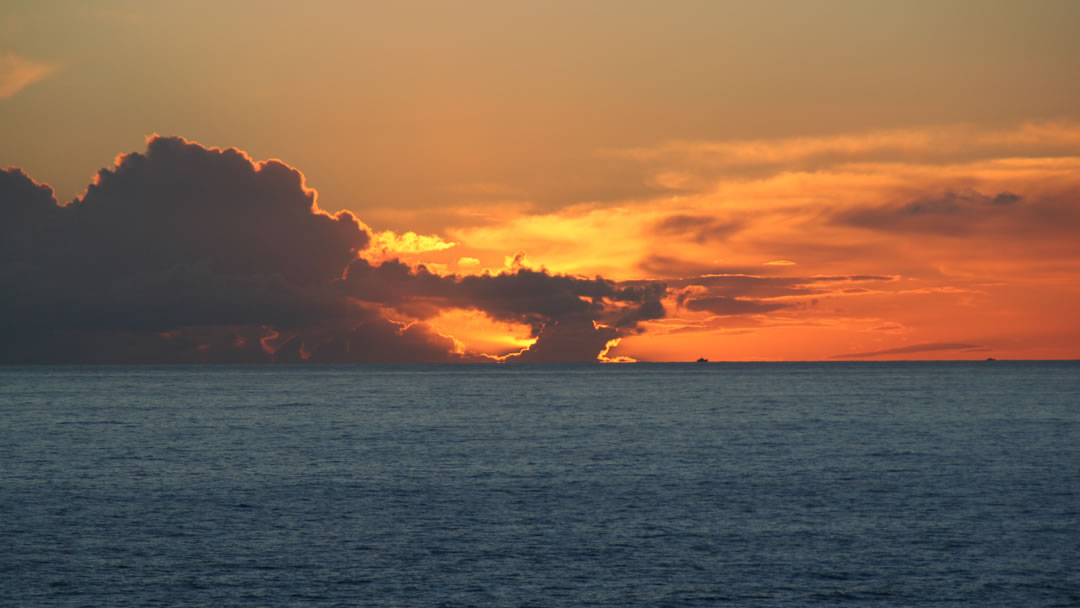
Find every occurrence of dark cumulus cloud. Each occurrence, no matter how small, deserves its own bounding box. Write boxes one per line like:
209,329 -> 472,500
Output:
341,259 -> 664,332
339,259 -> 666,362
1,136 -> 665,363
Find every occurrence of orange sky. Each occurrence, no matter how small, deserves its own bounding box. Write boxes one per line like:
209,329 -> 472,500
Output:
1,2 -> 1078,361
356,122 -> 1080,361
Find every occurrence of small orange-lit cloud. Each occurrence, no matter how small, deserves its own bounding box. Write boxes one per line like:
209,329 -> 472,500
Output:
597,338 -> 635,363
362,229 -> 456,264
0,52 -> 58,99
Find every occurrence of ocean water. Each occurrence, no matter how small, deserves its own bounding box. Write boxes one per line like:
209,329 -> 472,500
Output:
1,362 -> 1077,607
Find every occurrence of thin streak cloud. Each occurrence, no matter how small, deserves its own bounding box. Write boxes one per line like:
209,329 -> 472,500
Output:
830,342 -> 985,359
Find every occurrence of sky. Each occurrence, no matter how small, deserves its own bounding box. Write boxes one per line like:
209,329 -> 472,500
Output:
2,0 -> 1079,363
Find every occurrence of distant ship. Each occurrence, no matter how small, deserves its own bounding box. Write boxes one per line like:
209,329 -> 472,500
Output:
696,357 -> 709,363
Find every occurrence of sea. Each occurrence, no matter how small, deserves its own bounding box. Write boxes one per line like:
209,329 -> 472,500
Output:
1,362 -> 1077,607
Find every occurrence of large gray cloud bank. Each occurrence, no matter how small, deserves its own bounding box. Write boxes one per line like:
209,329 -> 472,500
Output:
1,136 -> 664,363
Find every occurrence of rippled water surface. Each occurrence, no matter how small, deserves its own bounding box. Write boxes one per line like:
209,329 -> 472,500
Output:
2,362 -> 1078,606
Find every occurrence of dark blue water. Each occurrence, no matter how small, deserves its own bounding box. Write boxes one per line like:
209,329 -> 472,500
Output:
1,362 -> 1077,606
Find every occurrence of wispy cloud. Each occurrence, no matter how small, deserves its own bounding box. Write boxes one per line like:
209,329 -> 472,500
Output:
614,122 -> 1080,174
0,52 -> 58,99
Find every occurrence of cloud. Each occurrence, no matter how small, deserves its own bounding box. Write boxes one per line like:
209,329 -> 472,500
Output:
338,258 -> 666,361
0,52 -> 57,99
897,189 -> 1023,216
671,274 -> 893,298
636,255 -> 766,279
1,136 -> 369,361
829,342 -> 984,359
365,230 -> 456,260
990,192 -> 1021,206
654,214 -> 742,243
1,136 -> 665,363
682,296 -> 788,316
613,122 -> 1080,179
291,311 -> 468,364
837,187 -> 1080,237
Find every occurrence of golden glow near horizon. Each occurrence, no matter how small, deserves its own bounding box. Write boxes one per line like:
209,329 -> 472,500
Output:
2,1 -> 1079,361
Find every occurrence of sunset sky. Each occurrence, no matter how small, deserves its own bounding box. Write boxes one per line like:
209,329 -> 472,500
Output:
2,1 -> 1079,362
